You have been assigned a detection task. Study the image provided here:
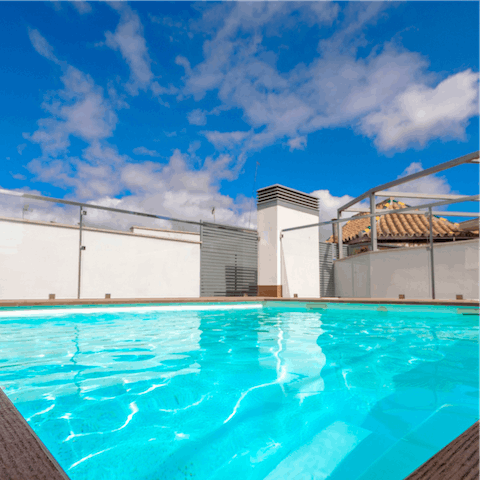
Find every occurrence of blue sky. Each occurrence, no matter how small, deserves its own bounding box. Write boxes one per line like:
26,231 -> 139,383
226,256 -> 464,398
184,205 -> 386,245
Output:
1,1 -> 479,230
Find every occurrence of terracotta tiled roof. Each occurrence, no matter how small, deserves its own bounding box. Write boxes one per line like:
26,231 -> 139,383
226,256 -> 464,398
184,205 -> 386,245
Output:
328,198 -> 478,244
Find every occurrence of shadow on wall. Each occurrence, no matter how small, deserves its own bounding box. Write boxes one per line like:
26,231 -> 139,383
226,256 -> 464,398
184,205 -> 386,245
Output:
222,265 -> 258,297
280,240 -> 290,298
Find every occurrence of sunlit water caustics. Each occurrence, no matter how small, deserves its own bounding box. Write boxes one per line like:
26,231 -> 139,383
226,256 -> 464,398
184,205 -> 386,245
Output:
0,304 -> 478,480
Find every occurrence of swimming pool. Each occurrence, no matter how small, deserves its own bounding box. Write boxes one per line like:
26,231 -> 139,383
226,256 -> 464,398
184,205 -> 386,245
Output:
0,302 -> 478,479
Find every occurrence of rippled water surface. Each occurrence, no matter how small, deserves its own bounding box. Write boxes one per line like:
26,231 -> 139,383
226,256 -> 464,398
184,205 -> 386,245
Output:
0,304 -> 478,480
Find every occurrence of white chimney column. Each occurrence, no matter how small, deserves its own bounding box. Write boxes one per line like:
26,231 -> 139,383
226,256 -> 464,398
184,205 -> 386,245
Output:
257,185 -> 320,298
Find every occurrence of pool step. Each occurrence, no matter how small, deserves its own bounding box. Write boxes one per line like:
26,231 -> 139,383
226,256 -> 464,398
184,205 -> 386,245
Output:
263,421 -> 372,480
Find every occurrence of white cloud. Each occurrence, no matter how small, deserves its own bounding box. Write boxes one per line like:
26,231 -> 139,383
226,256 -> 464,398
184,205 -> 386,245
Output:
28,29 -> 61,65
286,136 -> 307,152
17,144 -> 27,155
25,28 -> 119,160
45,1 -> 92,16
105,5 -> 153,95
360,70 -> 480,151
187,109 -> 207,126
178,3 -> 479,156
25,65 -> 117,157
132,146 -> 160,157
0,184 -> 83,227
310,189 -> 357,241
203,130 -> 250,150
383,161 -> 454,205
27,147 -> 254,229
11,173 -> 27,181
311,189 -> 355,221
23,32 -> 254,229
104,4 -> 178,102
150,81 -> 178,98
70,1 -> 92,15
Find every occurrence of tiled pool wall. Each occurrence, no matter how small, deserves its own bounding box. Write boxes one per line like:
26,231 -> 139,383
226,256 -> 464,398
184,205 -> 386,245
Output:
0,299 -> 477,317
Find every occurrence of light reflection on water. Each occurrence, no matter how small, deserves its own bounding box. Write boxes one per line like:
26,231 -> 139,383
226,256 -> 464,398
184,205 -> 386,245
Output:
0,306 -> 478,480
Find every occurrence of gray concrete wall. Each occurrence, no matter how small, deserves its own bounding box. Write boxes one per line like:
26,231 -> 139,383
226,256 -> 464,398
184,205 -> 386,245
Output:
334,239 -> 479,300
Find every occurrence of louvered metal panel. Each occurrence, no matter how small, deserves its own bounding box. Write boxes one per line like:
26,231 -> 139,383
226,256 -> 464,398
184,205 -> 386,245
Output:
319,242 -> 348,297
200,222 -> 258,297
257,185 -> 319,213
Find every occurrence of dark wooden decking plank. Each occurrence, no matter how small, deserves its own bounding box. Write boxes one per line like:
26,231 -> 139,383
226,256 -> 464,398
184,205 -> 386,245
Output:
0,388 -> 69,480
404,421 -> 479,480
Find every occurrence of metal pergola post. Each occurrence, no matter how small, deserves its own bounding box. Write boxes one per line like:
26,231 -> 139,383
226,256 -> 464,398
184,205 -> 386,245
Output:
199,220 -> 203,297
77,206 -> 85,299
428,207 -> 435,300
370,193 -> 377,252
337,211 -> 344,259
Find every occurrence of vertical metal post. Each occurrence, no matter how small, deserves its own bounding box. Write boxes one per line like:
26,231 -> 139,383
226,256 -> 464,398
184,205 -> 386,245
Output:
77,206 -> 84,299
428,207 -> 435,300
338,211 -> 344,259
199,220 -> 203,297
320,224 -> 323,298
370,193 -> 377,252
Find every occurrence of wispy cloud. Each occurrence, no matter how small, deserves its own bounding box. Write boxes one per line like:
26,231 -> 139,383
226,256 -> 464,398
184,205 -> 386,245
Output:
70,1 -> 92,15
50,0 -> 92,15
28,29 -> 61,65
310,189 -> 357,240
19,2 -> 476,232
187,109 -> 207,126
360,69 -> 479,151
11,173 -> 27,181
17,144 -> 27,155
202,130 -> 250,150
133,146 -> 160,157
104,3 -> 178,102
105,4 -> 153,95
286,136 -> 307,152
24,24 -> 253,228
24,64 -> 118,158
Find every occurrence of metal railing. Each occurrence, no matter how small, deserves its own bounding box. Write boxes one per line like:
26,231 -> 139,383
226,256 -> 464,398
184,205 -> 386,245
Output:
281,195 -> 479,299
0,188 -> 256,299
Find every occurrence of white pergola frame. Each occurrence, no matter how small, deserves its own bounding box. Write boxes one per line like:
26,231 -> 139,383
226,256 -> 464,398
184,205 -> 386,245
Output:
336,150 -> 480,258
280,151 -> 479,300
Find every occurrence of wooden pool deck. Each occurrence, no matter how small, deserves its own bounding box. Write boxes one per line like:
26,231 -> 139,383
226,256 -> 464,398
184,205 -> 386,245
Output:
0,388 -> 68,480
405,421 -> 479,480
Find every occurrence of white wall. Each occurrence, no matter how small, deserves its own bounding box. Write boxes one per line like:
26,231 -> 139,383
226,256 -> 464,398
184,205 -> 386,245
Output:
0,219 -> 79,300
0,217 -> 200,300
279,207 -> 320,298
334,239 -> 479,300
257,206 -> 278,286
257,203 -> 319,298
80,229 -> 200,299
131,226 -> 200,243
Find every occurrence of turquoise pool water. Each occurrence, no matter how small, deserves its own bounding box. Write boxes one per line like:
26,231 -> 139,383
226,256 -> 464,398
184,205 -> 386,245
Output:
0,303 -> 478,480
